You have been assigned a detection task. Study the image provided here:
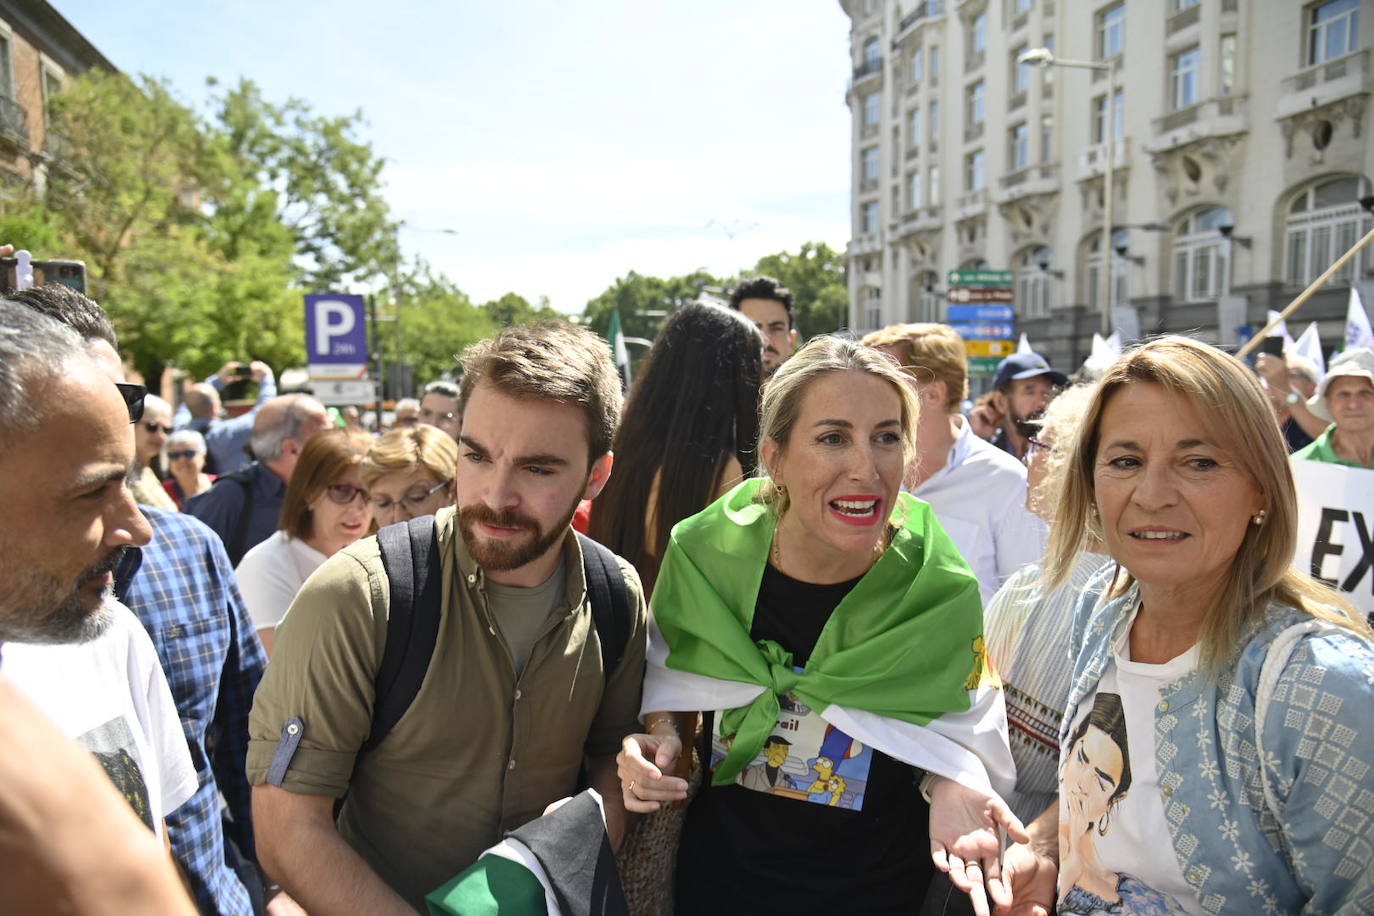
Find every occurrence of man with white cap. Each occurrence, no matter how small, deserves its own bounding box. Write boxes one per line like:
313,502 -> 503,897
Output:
1292,347 -> 1374,469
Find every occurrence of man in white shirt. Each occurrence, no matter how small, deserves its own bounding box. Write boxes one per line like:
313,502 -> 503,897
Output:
865,323 -> 1047,603
0,302 -> 196,845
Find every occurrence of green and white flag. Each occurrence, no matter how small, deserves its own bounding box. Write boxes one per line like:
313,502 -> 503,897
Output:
606,308 -> 632,392
642,479 -> 1015,801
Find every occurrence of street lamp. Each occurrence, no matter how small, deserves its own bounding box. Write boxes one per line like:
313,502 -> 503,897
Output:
1019,47 -> 1118,336
392,222 -> 460,397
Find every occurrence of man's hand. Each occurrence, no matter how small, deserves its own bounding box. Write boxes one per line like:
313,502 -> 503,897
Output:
217,361 -> 244,385
616,731 -> 687,814
250,360 -> 273,382
928,776 -> 1030,916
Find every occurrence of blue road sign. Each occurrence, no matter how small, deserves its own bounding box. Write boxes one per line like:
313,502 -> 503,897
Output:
948,321 -> 1016,340
948,304 -> 1016,323
305,293 -> 368,365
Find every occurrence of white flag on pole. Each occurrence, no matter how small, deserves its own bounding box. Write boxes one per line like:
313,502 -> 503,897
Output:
1016,332 -> 1032,354
1347,288 -> 1374,350
1293,322 -> 1326,379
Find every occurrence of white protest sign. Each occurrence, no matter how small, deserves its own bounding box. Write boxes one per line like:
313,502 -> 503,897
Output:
1292,459 -> 1374,619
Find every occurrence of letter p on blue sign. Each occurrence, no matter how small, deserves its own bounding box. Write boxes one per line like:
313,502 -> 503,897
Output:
305,293 -> 367,364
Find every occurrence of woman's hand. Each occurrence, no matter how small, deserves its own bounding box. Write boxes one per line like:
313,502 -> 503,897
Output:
989,841 -> 1057,916
928,775 -> 1030,916
617,730 -> 687,813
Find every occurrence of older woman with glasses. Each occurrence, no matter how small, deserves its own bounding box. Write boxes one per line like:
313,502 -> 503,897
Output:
160,428 -> 216,509
361,425 -> 458,530
236,427 -> 375,654
130,393 -> 178,511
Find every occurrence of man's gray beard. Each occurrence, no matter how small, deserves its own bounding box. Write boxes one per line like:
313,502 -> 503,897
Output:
0,569 -> 118,646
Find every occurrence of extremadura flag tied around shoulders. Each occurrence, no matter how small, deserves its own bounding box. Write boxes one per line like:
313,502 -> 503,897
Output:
642,479 -> 1015,800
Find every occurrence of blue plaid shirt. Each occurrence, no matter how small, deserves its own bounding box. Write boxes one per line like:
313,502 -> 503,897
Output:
117,506 -> 268,916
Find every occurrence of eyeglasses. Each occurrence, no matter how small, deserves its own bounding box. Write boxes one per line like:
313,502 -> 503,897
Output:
115,383 -> 146,424
369,479 -> 451,514
142,421 -> 174,435
167,449 -> 200,461
324,483 -> 370,506
1026,436 -> 1055,456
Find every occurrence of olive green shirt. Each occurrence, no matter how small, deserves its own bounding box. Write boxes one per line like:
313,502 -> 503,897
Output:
246,506 -> 647,909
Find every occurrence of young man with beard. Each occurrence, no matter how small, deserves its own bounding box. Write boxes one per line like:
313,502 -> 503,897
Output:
730,275 -> 798,378
0,303 -> 197,873
248,322 -> 647,914
988,352 -> 1067,460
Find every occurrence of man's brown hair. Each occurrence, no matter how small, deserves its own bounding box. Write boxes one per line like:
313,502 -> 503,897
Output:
861,322 -> 969,413
458,321 -> 621,466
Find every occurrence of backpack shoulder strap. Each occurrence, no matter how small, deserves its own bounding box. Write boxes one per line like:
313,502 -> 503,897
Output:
576,532 -> 631,676
363,517 -> 443,755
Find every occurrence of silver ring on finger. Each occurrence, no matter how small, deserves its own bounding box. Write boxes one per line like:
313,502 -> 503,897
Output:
628,779 -> 636,794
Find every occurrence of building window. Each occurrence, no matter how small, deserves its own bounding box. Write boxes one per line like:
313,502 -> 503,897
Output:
863,37 -> 881,70
1014,0 -> 1033,13
911,47 -> 924,83
1173,0 -> 1199,8
1012,44 -> 1031,95
863,92 -> 881,126
1091,89 -> 1125,143
1173,206 -> 1232,302
1042,34 -> 1056,88
1286,176 -> 1373,286
971,11 -> 988,55
909,171 -> 923,210
967,81 -> 986,124
1309,0 -> 1359,66
929,164 -> 941,206
1016,247 -> 1054,319
862,146 -> 880,182
965,150 -> 986,191
1009,123 -> 1030,170
1171,47 -> 1201,110
931,46 -> 941,78
1085,230 -> 1131,311
1219,34 -> 1236,96
1040,114 -> 1053,163
930,100 -> 940,142
861,201 -> 880,233
916,272 -> 942,322
909,107 -> 923,147
1097,3 -> 1125,59
863,287 -> 882,329
0,33 -> 12,100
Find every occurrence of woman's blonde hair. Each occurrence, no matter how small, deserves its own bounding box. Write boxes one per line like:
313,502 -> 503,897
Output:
1030,382 -> 1099,524
757,335 -> 920,517
361,425 -> 459,491
1042,335 -> 1370,675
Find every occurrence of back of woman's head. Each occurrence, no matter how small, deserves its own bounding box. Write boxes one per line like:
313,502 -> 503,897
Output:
589,303 -> 764,588
280,427 -> 374,540
361,425 -> 458,491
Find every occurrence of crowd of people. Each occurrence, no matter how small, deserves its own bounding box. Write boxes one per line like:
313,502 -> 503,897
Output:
1,273 -> 1372,916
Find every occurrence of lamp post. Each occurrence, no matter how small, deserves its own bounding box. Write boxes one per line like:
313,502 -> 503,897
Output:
391,222 -> 460,397
1019,47 -> 1118,336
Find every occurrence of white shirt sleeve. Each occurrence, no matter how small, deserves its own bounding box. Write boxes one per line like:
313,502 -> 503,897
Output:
127,608 -> 199,826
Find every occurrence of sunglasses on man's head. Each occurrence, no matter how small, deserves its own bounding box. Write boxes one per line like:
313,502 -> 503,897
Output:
115,383 -> 146,424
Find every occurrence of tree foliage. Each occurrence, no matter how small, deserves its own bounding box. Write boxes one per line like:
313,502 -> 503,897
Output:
745,241 -> 848,339
380,263 -> 496,385
582,269 -> 723,345
481,291 -> 561,328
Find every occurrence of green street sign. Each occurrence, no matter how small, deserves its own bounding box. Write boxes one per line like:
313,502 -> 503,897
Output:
948,269 -> 1014,287
968,356 -> 1003,375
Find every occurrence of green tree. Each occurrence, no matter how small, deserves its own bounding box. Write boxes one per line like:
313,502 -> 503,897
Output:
481,292 -> 561,328
582,268 -> 722,346
745,241 -> 849,339
382,262 -> 496,386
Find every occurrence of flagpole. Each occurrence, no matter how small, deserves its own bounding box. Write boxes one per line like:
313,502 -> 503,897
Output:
1237,223 -> 1374,359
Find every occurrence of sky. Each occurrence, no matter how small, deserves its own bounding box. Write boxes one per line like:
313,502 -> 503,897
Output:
55,1 -> 855,315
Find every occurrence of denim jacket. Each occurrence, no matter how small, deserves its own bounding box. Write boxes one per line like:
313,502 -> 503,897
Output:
1065,567 -> 1374,915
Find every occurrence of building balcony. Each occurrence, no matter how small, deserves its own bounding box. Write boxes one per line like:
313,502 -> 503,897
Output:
861,122 -> 879,140
1008,90 -> 1027,111
1009,9 -> 1029,33
993,162 -> 1060,204
965,49 -> 985,73
1148,95 -> 1247,151
954,187 -> 988,221
964,120 -> 985,143
860,177 -> 880,193
1076,137 -> 1130,182
0,95 -> 30,151
895,205 -> 944,237
906,145 -> 922,160
852,57 -> 884,87
1166,3 -> 1200,36
1276,50 -> 1369,120
894,0 -> 945,40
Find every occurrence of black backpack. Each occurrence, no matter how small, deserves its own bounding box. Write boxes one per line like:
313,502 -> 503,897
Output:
359,517 -> 632,755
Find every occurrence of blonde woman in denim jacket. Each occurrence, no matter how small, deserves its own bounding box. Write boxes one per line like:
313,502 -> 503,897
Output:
992,337 -> 1374,916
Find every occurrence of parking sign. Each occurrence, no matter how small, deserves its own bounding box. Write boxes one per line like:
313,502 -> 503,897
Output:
305,293 -> 369,380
